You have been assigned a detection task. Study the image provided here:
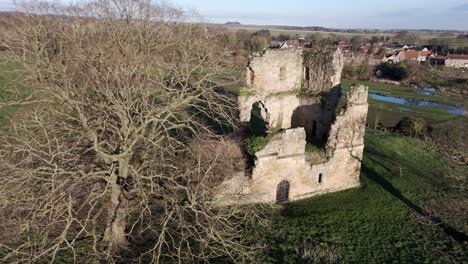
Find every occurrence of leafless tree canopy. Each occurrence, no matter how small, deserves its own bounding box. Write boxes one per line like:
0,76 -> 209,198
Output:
0,1 -> 262,263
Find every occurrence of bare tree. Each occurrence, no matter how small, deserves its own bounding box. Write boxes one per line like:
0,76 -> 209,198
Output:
0,1 -> 262,262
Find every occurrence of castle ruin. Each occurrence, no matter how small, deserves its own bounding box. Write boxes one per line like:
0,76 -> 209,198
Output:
218,47 -> 369,204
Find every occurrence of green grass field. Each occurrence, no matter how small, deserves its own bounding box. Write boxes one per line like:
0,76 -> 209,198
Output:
253,129 -> 467,263
342,80 -> 465,127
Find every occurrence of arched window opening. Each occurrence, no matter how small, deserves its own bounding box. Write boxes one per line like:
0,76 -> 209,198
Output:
276,180 -> 290,203
249,102 -> 267,136
318,173 -> 323,183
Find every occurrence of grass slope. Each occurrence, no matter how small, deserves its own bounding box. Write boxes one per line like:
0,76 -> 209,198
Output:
256,130 -> 467,263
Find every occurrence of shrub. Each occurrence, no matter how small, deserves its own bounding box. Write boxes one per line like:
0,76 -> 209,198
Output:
245,136 -> 268,156
375,62 -> 409,81
357,62 -> 370,80
342,62 -> 369,80
394,116 -> 428,138
191,138 -> 245,184
342,64 -> 356,79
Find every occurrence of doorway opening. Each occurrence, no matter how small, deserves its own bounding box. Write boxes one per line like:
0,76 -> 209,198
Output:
276,180 -> 290,203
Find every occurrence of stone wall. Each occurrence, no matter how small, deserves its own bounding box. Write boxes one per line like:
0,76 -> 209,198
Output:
292,86 -> 342,140
246,49 -> 303,94
238,93 -> 300,129
302,48 -> 343,95
240,48 -> 343,133
217,85 -> 369,204
217,48 -> 368,205
445,59 -> 468,69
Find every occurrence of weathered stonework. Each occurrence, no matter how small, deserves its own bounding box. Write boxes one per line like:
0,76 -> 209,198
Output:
217,47 -> 368,204
246,49 -> 303,94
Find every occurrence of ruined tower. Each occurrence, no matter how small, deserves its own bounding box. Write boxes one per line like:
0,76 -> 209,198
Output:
218,47 -> 369,204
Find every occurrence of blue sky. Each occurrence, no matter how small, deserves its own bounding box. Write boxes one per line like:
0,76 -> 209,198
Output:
1,0 -> 468,30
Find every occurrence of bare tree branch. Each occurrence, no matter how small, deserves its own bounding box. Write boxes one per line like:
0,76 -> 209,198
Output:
0,1 -> 263,263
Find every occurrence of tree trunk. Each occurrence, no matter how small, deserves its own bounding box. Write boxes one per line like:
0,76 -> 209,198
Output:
103,158 -> 130,250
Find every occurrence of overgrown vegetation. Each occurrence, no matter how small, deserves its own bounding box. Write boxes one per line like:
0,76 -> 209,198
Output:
0,1 -> 263,263
300,48 -> 336,97
305,143 -> 327,165
342,62 -> 370,81
394,116 -> 428,137
246,136 -> 269,156
375,62 -> 409,81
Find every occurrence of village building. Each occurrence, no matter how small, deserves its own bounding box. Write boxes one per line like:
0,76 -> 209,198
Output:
217,47 -> 369,204
428,55 -> 447,66
394,48 -> 432,63
445,54 -> 468,68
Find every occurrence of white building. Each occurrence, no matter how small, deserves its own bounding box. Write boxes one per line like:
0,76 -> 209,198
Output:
445,54 -> 468,69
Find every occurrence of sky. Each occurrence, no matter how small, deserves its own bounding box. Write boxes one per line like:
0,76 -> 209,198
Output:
1,0 -> 468,30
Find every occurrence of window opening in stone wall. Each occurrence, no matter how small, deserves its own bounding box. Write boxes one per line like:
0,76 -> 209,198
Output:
305,67 -> 310,81
318,173 -> 323,183
276,180 -> 290,203
249,102 -> 267,136
279,66 -> 287,80
312,120 -> 317,137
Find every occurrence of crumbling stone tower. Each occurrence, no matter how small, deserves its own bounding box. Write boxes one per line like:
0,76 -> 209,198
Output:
218,47 -> 369,204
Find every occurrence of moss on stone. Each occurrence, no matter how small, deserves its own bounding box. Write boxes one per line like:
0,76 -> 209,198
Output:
300,48 -> 337,98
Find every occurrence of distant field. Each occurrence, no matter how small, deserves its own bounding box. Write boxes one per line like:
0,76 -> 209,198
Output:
224,25 -> 468,48
226,25 -> 395,38
429,38 -> 468,48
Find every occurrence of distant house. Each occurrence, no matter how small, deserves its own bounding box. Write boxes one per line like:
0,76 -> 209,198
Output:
281,40 -> 300,49
419,49 -> 432,61
394,48 -> 432,63
383,54 -> 396,63
445,54 -> 468,68
394,50 -> 417,62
